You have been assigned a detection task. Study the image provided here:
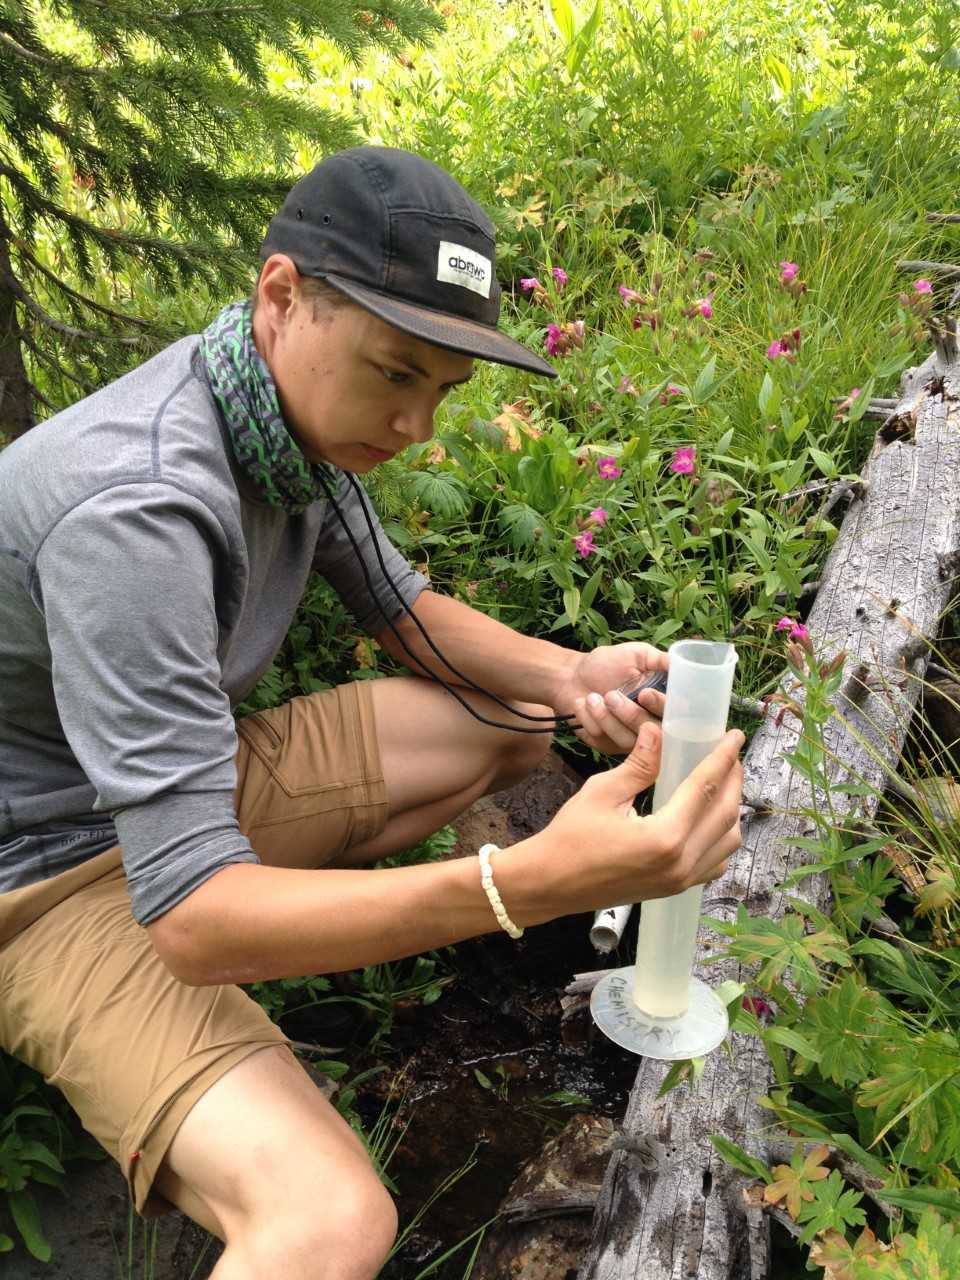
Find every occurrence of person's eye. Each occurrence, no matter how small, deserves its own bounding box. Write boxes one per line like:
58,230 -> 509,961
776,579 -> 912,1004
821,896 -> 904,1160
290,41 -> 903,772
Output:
381,367 -> 410,385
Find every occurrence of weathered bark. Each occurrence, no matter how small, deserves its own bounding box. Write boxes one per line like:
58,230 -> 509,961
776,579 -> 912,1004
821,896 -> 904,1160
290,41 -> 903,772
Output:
579,350 -> 960,1280
0,207 -> 35,438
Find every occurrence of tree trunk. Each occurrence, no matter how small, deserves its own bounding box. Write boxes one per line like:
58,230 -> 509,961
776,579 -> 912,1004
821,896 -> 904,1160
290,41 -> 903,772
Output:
579,349 -> 960,1280
0,207 -> 36,438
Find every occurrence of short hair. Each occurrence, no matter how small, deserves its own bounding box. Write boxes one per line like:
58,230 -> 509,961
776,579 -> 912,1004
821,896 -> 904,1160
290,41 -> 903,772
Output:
250,269 -> 354,321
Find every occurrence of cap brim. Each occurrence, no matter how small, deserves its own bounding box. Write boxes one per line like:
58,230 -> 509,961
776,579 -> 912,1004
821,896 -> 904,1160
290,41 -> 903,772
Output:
322,274 -> 558,378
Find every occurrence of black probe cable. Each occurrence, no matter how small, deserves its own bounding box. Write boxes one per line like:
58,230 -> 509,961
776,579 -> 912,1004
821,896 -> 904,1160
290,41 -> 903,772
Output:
318,470 -> 581,734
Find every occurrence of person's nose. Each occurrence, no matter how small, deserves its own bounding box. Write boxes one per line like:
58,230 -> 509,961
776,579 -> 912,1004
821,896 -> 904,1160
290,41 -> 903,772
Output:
392,399 -> 437,444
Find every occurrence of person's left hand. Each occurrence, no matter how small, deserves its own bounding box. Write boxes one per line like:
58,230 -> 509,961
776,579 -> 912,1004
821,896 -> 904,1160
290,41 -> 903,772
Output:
553,642 -> 669,755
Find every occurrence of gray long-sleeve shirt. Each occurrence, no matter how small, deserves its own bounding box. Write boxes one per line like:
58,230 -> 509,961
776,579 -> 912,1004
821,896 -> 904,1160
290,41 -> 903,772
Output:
0,336 -> 426,924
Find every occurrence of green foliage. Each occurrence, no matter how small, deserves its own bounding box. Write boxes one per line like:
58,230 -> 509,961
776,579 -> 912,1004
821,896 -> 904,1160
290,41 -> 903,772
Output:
0,1053 -> 99,1262
0,0 -> 444,429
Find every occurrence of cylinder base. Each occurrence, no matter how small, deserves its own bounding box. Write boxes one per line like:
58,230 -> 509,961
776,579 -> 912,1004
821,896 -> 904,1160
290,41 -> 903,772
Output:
590,968 -> 729,1060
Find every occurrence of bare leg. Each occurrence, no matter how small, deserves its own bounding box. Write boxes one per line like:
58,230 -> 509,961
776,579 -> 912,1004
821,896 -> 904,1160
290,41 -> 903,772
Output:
156,1045 -> 397,1280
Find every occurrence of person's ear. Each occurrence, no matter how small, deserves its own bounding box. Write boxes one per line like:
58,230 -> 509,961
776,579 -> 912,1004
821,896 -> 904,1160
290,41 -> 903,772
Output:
256,255 -> 301,331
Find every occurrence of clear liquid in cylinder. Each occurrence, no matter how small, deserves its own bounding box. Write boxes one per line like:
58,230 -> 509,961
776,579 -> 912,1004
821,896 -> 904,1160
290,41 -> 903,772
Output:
632,721 -> 720,1018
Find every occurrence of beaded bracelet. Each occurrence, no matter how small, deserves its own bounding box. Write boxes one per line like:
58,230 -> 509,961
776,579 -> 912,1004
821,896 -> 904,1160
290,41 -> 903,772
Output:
478,843 -> 524,940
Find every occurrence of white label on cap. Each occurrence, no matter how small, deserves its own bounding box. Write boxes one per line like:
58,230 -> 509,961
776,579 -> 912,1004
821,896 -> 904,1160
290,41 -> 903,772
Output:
437,241 -> 491,298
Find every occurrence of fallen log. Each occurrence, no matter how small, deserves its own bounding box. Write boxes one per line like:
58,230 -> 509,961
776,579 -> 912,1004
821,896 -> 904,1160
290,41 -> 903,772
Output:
579,347 -> 960,1280
897,258 -> 960,280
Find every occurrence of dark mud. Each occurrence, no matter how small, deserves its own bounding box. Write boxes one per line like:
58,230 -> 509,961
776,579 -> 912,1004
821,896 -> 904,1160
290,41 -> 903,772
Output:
284,913 -> 639,1279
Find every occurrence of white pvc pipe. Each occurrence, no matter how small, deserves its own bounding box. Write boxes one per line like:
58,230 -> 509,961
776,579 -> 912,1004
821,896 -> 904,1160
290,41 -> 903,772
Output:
589,903 -> 633,953
631,640 -> 737,1018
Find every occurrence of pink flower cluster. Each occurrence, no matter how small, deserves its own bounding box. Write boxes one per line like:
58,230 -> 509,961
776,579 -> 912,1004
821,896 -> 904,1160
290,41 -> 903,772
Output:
897,277 -> 935,314
670,445 -> 696,475
520,266 -> 569,301
573,507 -> 609,558
778,260 -> 807,297
775,616 -> 809,641
597,456 -> 622,480
767,327 -> 802,361
545,320 -> 585,358
684,293 -> 713,320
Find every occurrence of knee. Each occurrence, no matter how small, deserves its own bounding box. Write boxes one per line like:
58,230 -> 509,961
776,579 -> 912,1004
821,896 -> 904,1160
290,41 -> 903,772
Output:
322,1176 -> 398,1280
242,1172 -> 397,1280
489,701 -> 553,790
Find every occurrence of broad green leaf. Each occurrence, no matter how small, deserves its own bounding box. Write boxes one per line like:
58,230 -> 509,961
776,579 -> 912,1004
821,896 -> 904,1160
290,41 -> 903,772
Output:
708,1133 -> 771,1182
858,1031 -> 960,1166
758,373 -> 780,419
580,565 -> 603,612
795,1169 -> 866,1247
567,0 -> 603,79
764,1025 -> 821,1062
876,1186 -> 960,1219
546,0 -> 576,44
563,586 -> 580,624
798,975 -> 888,1087
765,53 -> 792,96
407,470 -> 469,519
808,446 -> 838,478
692,355 -> 718,403
9,1190 -> 50,1263
499,502 -> 547,548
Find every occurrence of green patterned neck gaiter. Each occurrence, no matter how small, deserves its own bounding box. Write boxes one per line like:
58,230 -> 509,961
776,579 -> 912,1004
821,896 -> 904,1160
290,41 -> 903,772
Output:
199,299 -> 337,513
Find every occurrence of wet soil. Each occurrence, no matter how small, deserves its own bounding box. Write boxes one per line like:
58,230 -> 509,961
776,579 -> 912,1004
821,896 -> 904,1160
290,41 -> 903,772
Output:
283,914 -> 640,1279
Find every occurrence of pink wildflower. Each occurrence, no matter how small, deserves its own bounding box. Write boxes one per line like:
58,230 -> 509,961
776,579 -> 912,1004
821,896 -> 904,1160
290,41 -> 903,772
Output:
790,623 -> 810,641
617,375 -> 638,395
588,507 -> 608,527
696,295 -> 713,319
552,267 -> 569,287
767,340 -> 784,360
913,278 -> 933,294
520,277 -> 542,292
779,261 -> 799,284
597,456 -> 623,480
849,387 -> 861,399
618,284 -> 645,305
574,529 -> 595,558
670,446 -> 696,475
775,616 -> 793,632
545,324 -> 563,357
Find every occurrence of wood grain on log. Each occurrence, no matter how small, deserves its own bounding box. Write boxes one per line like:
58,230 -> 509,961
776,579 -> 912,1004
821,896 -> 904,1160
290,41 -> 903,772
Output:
579,350 -> 960,1280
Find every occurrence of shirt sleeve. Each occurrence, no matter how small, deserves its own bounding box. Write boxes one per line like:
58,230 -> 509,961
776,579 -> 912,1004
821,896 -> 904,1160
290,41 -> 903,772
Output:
312,471 -> 428,633
34,482 -> 259,925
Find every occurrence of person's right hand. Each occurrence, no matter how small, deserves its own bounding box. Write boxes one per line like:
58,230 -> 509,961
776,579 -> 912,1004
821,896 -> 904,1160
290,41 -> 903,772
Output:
531,722 -> 745,918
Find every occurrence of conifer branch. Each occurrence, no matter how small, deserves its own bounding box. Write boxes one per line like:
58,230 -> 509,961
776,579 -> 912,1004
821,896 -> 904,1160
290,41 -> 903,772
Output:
2,268 -> 144,346
16,246 -> 158,330
0,29 -> 109,77
18,331 -> 98,395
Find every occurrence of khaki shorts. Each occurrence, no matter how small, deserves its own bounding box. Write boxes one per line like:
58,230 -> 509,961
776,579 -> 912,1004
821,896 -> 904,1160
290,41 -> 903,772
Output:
0,681 -> 388,1215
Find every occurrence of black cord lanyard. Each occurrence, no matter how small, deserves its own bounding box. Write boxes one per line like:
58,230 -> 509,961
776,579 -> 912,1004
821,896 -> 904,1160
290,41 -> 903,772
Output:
318,470 -> 582,735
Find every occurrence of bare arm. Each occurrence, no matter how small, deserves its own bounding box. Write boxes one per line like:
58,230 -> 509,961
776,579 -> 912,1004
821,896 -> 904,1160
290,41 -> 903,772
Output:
373,588 -> 578,707
147,728 -> 745,986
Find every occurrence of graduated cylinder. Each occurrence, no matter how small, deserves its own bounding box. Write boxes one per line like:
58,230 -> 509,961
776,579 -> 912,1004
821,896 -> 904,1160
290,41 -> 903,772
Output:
632,639 -> 737,1018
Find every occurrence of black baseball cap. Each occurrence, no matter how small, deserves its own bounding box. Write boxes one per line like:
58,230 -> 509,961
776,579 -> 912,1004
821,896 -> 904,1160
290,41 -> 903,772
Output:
260,147 -> 556,378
